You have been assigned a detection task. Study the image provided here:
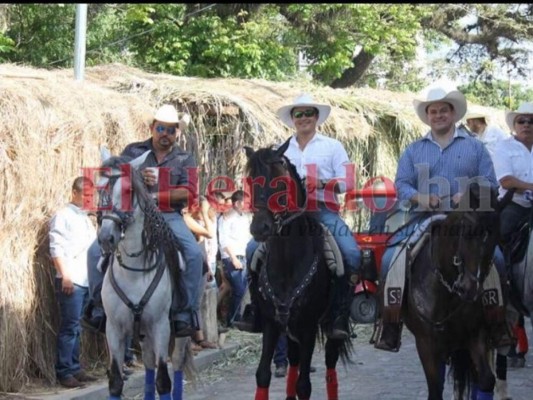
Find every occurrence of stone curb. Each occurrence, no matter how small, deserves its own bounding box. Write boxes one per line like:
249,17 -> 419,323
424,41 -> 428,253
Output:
25,342 -> 241,400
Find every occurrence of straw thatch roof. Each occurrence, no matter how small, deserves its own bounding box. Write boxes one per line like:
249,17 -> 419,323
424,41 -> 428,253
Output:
0,62 -> 509,391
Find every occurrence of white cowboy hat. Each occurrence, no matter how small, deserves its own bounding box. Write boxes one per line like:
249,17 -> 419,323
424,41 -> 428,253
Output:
276,93 -> 331,128
413,87 -> 467,126
464,112 -> 487,121
153,104 -> 190,131
505,102 -> 533,131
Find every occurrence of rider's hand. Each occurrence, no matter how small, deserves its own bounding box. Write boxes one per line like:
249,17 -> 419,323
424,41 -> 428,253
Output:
61,274 -> 74,295
232,257 -> 243,270
142,168 -> 158,187
451,192 -> 463,208
417,194 -> 440,211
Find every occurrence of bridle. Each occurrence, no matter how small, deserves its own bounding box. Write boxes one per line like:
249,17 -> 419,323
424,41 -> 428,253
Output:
252,155 -> 306,234
419,210 -> 493,329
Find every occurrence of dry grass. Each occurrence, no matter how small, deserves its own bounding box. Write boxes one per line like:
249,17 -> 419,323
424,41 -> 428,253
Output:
0,62 -> 509,392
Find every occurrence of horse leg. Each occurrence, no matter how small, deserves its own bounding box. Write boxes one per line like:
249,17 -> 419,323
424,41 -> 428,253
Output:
170,337 -> 193,400
286,337 -> 299,400
324,339 -> 341,400
140,338 -> 157,400
414,337 -> 445,400
295,328 -> 318,400
255,323 -> 280,400
153,322 -> 172,400
494,349 -> 511,400
469,338 -> 495,400
106,326 -> 126,400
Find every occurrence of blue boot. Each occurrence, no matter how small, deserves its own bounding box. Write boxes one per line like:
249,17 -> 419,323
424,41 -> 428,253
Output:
477,390 -> 493,400
471,383 -> 478,400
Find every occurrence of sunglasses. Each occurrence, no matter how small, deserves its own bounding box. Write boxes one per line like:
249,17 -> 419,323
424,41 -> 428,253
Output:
292,109 -> 317,119
515,118 -> 533,125
155,125 -> 177,135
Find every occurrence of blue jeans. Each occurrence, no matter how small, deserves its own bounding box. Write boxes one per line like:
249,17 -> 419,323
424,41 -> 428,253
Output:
55,279 -> 88,380
87,239 -> 105,318
315,204 -> 361,274
274,333 -> 288,367
222,256 -> 248,325
161,212 -> 204,325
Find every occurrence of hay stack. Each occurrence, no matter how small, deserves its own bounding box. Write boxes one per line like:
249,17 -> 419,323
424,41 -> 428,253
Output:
0,62 -> 509,391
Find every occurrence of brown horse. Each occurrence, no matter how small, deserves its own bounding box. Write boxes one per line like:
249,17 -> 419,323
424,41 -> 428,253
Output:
400,182 -> 508,400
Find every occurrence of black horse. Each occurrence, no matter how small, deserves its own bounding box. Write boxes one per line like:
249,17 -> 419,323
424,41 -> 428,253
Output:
399,182 -> 509,400
244,139 -> 352,400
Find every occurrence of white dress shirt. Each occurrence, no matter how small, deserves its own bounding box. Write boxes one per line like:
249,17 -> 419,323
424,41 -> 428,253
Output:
284,133 -> 353,205
218,209 -> 252,259
492,136 -> 533,208
49,203 -> 97,287
477,125 -> 509,156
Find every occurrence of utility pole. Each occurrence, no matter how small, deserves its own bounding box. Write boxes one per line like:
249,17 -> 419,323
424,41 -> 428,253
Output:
74,4 -> 88,81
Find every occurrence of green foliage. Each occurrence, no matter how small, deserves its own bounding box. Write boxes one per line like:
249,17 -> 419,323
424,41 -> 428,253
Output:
125,4 -> 296,79
0,33 -> 15,61
282,4 -> 427,85
459,80 -> 533,109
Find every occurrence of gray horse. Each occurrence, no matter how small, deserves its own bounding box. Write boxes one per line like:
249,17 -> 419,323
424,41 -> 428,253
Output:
98,149 -> 194,400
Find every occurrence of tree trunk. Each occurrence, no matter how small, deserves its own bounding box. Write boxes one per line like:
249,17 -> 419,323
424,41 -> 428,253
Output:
329,49 -> 376,89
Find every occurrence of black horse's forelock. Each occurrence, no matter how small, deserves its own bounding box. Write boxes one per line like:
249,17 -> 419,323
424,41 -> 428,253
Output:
245,146 -> 306,207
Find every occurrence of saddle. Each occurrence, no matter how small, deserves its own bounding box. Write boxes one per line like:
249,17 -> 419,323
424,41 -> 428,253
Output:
250,223 -> 344,277
382,215 -> 447,323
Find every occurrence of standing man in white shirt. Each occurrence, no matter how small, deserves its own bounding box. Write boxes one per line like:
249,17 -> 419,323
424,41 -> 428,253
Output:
218,190 -> 252,326
49,177 -> 98,388
492,102 -> 533,253
465,112 -> 509,156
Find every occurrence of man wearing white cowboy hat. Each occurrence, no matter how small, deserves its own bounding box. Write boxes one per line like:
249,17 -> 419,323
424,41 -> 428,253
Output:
83,104 -> 203,338
237,93 -> 362,341
492,102 -> 533,257
375,86 -> 502,352
465,111 -> 509,156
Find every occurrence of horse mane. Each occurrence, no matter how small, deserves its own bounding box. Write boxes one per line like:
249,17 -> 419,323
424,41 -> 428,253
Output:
101,156 -> 184,302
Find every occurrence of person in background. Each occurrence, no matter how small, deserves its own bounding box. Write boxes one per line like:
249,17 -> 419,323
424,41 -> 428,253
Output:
49,176 -> 98,388
218,190 -> 252,327
465,111 -> 509,156
183,195 -> 219,351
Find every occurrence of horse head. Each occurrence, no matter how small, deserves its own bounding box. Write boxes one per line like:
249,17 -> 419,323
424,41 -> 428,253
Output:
432,180 -> 502,302
244,138 -> 306,241
96,150 -> 152,255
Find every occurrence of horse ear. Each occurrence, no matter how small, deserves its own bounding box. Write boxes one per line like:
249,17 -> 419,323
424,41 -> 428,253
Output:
244,146 -> 255,159
276,137 -> 291,157
129,150 -> 151,170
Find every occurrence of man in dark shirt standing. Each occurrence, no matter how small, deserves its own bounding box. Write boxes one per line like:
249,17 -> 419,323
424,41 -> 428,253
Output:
83,104 -> 203,337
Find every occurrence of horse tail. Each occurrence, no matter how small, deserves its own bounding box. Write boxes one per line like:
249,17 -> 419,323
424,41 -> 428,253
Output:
449,349 -> 473,398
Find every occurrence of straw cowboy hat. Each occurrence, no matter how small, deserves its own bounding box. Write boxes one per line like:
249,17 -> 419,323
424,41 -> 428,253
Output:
153,104 -> 190,131
505,102 -> 533,131
276,93 -> 331,128
413,87 -> 467,126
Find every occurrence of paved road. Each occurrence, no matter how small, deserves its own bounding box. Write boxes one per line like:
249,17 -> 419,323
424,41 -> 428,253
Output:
115,321 -> 533,400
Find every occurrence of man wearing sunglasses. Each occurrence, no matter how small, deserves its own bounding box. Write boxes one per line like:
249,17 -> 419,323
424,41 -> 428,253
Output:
238,94 -> 361,340
83,104 -> 203,338
492,102 -> 533,257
